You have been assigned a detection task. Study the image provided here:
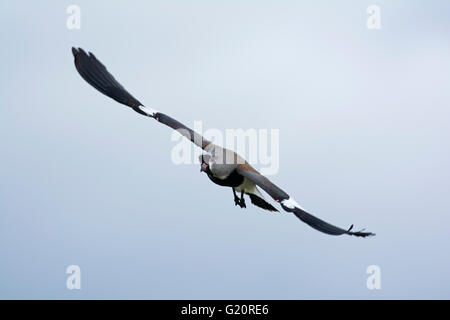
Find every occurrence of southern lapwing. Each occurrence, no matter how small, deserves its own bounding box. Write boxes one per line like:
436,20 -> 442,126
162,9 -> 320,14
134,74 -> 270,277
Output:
72,47 -> 374,237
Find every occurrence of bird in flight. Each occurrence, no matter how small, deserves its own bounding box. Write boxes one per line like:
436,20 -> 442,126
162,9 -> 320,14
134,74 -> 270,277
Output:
71,47 -> 374,237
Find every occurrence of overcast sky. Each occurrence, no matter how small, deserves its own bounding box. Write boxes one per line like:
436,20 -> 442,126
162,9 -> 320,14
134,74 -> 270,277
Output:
1,1 -> 450,299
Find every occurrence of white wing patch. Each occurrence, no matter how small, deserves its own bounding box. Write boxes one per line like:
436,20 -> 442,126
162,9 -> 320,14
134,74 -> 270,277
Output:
138,105 -> 158,117
281,197 -> 305,210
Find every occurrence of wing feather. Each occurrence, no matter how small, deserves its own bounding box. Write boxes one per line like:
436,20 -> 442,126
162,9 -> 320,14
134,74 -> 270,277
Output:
72,47 -> 211,149
237,166 -> 375,237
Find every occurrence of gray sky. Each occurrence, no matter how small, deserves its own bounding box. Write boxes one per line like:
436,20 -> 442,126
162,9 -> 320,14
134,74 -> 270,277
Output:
1,0 -> 450,299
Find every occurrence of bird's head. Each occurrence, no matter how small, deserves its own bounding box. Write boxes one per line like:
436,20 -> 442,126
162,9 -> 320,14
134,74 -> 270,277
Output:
199,154 -> 211,173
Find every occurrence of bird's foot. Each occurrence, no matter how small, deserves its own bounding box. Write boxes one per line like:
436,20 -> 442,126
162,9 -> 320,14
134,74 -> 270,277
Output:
234,197 -> 246,208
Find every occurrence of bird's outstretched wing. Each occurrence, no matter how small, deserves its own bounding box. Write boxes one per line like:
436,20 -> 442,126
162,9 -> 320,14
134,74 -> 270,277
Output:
73,48 -> 374,237
236,165 -> 375,237
72,47 -> 212,150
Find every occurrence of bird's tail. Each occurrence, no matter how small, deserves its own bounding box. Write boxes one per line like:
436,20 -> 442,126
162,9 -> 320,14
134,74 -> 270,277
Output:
247,188 -> 278,212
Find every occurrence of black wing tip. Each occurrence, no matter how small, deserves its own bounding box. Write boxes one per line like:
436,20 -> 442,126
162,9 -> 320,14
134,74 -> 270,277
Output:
72,47 -> 95,62
347,230 -> 376,238
346,225 -> 376,237
71,47 -> 143,108
72,47 -> 86,57
290,206 -> 375,238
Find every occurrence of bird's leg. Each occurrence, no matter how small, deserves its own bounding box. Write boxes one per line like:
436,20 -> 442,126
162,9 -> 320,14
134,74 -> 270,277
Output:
240,190 -> 246,208
233,188 -> 240,206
